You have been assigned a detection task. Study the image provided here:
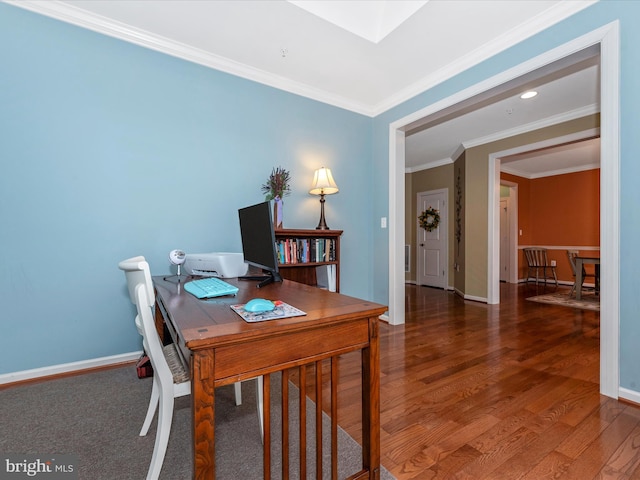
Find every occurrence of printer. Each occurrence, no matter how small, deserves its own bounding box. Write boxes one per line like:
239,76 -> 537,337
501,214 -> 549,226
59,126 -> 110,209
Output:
183,252 -> 248,278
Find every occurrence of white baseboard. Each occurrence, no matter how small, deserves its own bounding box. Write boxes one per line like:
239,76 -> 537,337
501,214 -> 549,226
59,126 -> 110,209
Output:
451,287 -> 488,302
619,387 -> 640,405
464,293 -> 488,303
405,281 -> 455,291
0,351 -> 143,385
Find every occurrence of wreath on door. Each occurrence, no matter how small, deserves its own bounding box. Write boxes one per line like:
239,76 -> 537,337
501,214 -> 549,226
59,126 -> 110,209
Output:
419,207 -> 440,232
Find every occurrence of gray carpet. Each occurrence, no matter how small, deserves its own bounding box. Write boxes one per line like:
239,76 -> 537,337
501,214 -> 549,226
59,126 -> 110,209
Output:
0,366 -> 394,479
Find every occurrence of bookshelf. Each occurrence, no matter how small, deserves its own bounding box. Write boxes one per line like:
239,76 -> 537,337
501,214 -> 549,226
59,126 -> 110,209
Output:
274,228 -> 342,292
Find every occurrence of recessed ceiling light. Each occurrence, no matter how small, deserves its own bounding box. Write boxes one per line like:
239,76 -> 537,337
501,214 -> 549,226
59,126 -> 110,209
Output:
520,91 -> 538,99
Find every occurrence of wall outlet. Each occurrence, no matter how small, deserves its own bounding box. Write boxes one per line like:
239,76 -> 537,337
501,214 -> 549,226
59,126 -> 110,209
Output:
551,260 -> 557,266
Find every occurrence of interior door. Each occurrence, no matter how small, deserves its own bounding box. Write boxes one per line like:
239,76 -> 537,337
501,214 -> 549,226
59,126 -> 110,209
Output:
416,190 -> 447,289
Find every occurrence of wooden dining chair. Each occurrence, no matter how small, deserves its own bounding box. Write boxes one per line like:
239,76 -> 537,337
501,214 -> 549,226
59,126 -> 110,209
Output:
523,247 -> 558,286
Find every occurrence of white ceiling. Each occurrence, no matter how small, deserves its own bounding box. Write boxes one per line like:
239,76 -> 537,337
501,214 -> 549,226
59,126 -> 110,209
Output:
11,0 -> 601,176
406,60 -> 601,174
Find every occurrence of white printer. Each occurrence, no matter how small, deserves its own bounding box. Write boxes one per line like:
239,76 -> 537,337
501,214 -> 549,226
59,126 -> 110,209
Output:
183,252 -> 248,278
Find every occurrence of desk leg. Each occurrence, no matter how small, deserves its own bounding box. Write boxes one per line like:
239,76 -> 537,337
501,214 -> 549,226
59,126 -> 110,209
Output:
362,317 -> 381,479
576,259 -> 584,301
192,350 -> 216,480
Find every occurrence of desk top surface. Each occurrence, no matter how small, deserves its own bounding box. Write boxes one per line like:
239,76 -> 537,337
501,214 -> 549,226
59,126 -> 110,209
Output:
154,276 -> 387,350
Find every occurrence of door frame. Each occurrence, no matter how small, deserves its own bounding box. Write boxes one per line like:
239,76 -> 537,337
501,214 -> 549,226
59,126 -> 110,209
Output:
388,22 -> 620,399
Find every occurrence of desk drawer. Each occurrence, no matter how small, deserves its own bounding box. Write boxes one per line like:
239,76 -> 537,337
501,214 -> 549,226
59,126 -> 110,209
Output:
214,320 -> 369,382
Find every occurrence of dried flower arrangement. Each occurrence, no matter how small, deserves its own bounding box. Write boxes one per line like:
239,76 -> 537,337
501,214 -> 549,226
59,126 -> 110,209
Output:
261,166 -> 291,201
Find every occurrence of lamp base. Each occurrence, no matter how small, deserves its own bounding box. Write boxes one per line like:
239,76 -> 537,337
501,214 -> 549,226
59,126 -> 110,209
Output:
315,194 -> 330,230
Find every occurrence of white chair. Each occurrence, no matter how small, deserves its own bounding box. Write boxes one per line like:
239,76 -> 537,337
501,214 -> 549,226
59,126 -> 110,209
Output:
118,256 -> 263,479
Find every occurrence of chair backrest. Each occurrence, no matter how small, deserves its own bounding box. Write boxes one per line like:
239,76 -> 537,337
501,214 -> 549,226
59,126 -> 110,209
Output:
524,248 -> 548,267
119,256 -> 187,388
566,250 -> 579,275
118,256 -> 154,308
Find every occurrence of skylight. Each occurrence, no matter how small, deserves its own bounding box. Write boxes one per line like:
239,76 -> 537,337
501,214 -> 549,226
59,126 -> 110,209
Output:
288,0 -> 428,43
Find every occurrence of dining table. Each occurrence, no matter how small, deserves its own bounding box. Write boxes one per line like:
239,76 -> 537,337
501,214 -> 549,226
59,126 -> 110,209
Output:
575,256 -> 600,300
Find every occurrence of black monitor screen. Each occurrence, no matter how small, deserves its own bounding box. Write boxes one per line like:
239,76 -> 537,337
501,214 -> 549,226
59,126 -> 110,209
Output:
238,201 -> 281,284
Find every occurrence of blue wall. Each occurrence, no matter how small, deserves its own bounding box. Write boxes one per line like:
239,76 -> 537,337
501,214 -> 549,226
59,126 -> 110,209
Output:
0,4 -> 373,374
371,0 -> 640,392
4,1 -> 640,395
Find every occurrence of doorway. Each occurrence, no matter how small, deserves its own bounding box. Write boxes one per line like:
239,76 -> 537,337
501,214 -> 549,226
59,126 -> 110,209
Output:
388,23 -> 620,398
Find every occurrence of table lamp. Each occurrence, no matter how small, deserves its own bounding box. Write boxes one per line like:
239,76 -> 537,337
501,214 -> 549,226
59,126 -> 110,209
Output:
309,167 -> 339,230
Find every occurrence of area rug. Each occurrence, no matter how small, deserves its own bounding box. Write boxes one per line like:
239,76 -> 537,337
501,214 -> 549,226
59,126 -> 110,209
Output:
526,291 -> 600,311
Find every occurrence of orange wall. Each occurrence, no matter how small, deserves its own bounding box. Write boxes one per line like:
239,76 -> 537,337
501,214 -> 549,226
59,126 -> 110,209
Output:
501,169 -> 600,282
530,169 -> 600,245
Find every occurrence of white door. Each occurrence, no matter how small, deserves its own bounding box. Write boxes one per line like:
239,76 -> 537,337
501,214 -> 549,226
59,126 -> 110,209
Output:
416,190 -> 447,289
500,197 -> 510,282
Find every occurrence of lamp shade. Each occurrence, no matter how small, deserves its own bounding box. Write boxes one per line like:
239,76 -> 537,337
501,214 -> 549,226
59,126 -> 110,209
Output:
309,167 -> 339,195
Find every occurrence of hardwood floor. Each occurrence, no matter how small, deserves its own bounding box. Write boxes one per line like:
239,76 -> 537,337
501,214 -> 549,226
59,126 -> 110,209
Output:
330,283 -> 640,479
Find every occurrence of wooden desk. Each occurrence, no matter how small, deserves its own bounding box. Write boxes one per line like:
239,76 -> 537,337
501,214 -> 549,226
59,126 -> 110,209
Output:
153,276 -> 387,479
575,256 -> 600,300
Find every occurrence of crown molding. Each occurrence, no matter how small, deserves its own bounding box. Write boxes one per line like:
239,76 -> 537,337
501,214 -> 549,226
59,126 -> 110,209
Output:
495,127 -> 601,178
409,125 -> 601,176
5,0 -> 374,116
6,0 -> 597,118
501,162 -> 600,179
463,104 -> 600,149
494,127 -> 600,156
406,157 -> 453,174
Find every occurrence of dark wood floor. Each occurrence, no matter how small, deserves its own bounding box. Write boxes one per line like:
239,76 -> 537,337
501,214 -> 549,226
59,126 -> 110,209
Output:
329,282 -> 640,480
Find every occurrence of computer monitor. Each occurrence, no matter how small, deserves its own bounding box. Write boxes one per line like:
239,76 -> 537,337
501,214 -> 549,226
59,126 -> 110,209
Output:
238,201 -> 283,288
